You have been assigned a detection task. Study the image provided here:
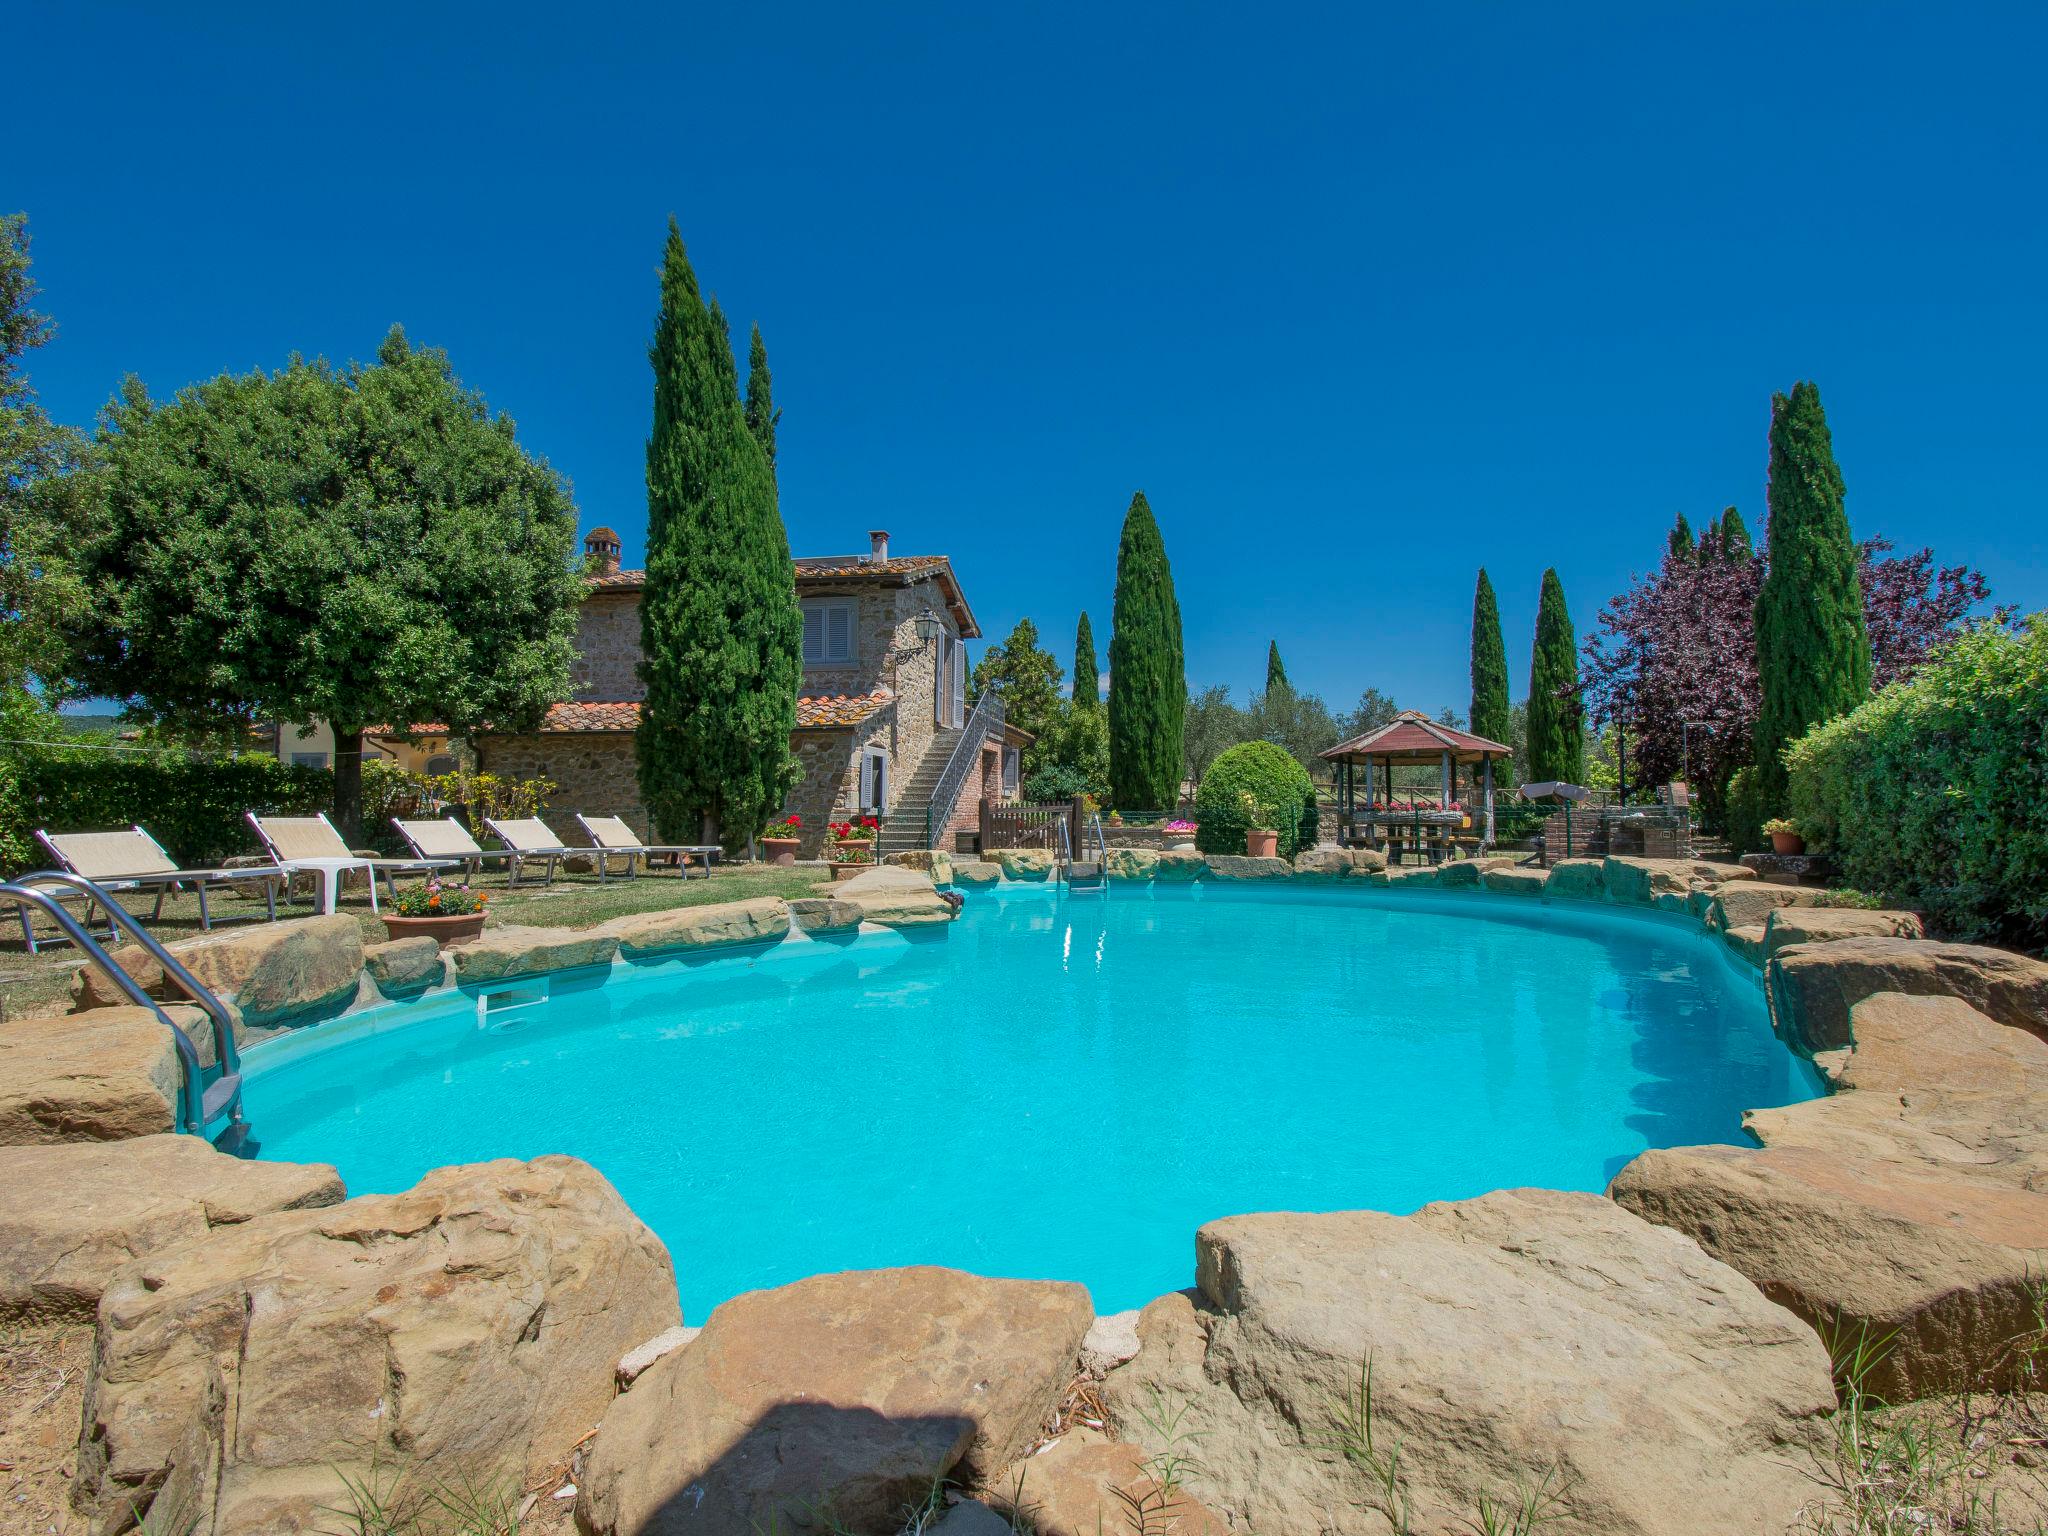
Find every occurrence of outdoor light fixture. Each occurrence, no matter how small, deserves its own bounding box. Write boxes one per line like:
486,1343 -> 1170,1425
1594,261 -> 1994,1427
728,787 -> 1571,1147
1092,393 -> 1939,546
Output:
913,614 -> 942,642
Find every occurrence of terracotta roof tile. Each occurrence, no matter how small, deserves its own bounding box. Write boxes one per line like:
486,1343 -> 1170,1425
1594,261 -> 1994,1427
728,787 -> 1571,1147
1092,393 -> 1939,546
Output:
584,553 -> 979,636
1321,710 -> 1513,762
794,689 -> 893,728
475,693 -> 896,735
538,701 -> 644,733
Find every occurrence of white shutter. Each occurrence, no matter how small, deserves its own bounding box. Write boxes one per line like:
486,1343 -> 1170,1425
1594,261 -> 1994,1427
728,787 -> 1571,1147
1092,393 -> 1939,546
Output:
826,605 -> 852,662
802,606 -> 824,664
951,639 -> 966,724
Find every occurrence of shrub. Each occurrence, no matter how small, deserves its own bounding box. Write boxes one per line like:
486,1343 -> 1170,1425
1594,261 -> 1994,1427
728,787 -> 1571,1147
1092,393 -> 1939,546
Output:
1023,763 -> 1096,804
0,749 -> 332,873
1724,764 -> 1770,855
1195,741 -> 1317,858
1785,618 -> 2046,950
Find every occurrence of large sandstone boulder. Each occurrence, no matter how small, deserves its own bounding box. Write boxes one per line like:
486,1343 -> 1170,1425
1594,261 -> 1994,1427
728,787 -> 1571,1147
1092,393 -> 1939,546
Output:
1482,865 -> 1548,896
1104,1193 -> 1833,1536
608,896 -> 791,956
988,847 -> 1057,881
0,1137 -> 341,1322
362,934 -> 442,996
884,849 -> 954,886
1602,857 -> 1742,907
446,924 -> 620,984
1614,992 -> 2048,1400
1153,848 -> 1207,881
1761,905 -> 1924,958
77,1156 -> 679,1536
1204,854 -> 1291,879
0,1006 -> 184,1144
71,915 -> 363,1034
1542,859 -> 1605,901
835,866 -> 957,927
578,1267 -> 1091,1535
1105,846 -> 1160,880
950,860 -> 1003,886
1766,937 -> 2048,1054
1292,847 -> 1386,878
787,896 -> 862,935
1707,881 -> 1819,932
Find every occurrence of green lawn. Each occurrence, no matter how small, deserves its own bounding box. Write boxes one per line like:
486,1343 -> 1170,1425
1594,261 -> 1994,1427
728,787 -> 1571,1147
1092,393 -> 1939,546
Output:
0,862 -> 835,1020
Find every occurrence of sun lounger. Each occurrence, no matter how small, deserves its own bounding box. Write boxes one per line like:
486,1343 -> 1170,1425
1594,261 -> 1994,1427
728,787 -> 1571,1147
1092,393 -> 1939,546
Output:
392,817 -> 519,882
481,816 -> 576,886
574,814 -> 721,881
246,812 -> 457,914
15,826 -> 284,953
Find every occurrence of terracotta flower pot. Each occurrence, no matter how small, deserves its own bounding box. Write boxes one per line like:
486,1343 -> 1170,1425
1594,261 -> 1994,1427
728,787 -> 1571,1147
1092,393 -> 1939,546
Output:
1770,830 -> 1806,856
833,838 -> 876,865
761,836 -> 799,867
381,911 -> 487,946
1246,829 -> 1280,859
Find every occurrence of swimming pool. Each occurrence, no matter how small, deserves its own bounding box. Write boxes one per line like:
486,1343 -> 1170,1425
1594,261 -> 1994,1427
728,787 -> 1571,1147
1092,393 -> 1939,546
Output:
244,881 -> 1819,1319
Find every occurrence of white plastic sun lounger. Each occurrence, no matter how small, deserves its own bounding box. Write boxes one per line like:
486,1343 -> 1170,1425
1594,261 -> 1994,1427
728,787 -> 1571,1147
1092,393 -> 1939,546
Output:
246,812 -> 456,915
481,816 -> 575,887
574,814 -> 721,881
392,817 -> 518,882
18,826 -> 284,953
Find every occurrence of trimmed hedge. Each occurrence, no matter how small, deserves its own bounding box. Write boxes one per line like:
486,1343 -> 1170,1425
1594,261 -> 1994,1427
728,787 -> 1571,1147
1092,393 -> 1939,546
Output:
0,751 -> 332,873
1194,741 -> 1318,859
1786,618 -> 2046,950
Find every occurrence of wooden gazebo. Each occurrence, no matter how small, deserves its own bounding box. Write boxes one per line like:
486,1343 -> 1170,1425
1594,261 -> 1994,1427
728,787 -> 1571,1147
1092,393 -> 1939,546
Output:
1319,711 -> 1513,859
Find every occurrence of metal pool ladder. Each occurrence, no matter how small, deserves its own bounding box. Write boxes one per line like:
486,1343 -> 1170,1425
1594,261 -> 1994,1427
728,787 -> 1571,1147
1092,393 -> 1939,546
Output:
1064,813 -> 1110,896
2,872 -> 249,1149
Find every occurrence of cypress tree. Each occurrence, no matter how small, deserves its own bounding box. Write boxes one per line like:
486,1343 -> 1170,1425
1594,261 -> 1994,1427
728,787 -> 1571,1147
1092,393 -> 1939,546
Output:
1752,381 -> 1869,813
1072,611 -> 1101,712
1718,505 -> 1753,562
1266,640 -> 1289,694
636,220 -> 803,847
1667,513 -> 1695,563
1524,568 -> 1584,784
1107,491 -> 1186,809
1469,568 -> 1511,747
744,324 -> 778,470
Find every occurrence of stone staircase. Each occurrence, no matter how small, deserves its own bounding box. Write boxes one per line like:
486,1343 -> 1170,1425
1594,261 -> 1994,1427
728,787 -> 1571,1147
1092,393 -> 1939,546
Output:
877,728 -> 965,855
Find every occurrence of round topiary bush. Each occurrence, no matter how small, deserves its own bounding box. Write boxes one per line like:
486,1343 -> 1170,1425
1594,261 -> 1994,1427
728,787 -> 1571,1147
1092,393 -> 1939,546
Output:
1195,741 -> 1318,858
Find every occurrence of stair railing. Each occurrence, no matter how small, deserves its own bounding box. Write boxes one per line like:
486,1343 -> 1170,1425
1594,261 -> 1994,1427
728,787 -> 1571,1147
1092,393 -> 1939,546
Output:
922,693 -> 1007,850
3,873 -> 245,1138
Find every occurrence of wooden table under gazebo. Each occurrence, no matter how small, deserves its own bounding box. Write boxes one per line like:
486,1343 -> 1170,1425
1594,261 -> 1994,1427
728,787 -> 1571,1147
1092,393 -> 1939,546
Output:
1318,711 -> 1513,863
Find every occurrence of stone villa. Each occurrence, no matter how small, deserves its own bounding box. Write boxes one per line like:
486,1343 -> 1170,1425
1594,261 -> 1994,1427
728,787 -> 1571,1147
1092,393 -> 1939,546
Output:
463,529 -> 1028,859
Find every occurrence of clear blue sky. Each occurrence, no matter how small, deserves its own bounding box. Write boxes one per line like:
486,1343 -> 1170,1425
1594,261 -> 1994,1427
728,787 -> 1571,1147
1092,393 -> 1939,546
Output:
15,2 -> 2045,716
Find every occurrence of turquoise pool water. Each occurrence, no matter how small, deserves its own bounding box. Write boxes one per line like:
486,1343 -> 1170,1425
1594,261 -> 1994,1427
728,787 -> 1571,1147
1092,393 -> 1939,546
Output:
245,882 -> 1818,1319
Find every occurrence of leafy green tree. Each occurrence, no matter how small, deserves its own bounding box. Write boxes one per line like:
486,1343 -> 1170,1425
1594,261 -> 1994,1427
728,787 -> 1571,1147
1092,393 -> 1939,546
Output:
1182,683 -> 1244,787
1107,491 -> 1185,809
1048,698 -> 1109,797
1752,381 -> 1869,817
75,327 -> 585,840
1194,740 -> 1318,858
1714,505 -> 1752,561
1266,641 -> 1289,693
1245,683 -> 1339,780
971,617 -> 1065,776
1336,688 -> 1398,740
1468,569 -> 1510,747
1072,611 -> 1101,712
744,324 -> 778,471
1524,568 -> 1584,784
636,222 -> 803,847
0,212 -> 88,697
1667,513 -> 1695,563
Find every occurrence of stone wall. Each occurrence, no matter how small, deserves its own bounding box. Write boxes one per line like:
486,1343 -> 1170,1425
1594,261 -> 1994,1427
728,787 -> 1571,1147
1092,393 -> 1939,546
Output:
788,728 -> 862,858
473,733 -> 649,842
570,594 -> 645,702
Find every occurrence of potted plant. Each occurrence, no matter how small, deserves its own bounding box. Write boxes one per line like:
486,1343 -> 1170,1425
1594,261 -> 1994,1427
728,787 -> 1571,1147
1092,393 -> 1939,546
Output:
383,879 -> 488,945
1239,790 -> 1281,859
762,814 -> 802,866
827,816 -> 879,875
1762,817 -> 1806,856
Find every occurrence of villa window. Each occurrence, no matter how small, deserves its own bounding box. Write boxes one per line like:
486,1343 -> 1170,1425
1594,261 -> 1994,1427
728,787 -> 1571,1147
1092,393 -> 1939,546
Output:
803,602 -> 854,664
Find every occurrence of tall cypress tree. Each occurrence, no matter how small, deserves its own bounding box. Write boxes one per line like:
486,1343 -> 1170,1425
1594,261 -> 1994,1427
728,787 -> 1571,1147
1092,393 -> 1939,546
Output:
1072,611 -> 1101,712
1752,380 -> 1869,811
636,220 -> 803,847
1667,513 -> 1695,563
1266,640 -> 1289,693
1107,491 -> 1185,809
1469,568 -> 1511,747
1524,568 -> 1584,784
1718,505 -> 1753,562
744,324 -> 778,470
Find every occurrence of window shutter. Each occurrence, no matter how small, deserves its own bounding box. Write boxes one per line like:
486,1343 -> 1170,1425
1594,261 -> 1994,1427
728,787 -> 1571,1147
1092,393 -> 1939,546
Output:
951,640 -> 966,724
802,606 -> 824,663
826,605 -> 852,662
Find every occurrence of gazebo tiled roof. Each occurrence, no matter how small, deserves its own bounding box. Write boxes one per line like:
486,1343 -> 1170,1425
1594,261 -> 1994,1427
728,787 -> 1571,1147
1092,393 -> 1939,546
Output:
1320,710 -> 1512,764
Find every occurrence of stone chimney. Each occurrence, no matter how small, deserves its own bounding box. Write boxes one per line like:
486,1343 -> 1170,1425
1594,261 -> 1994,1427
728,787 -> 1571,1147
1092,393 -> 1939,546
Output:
584,527 -> 622,576
868,529 -> 890,563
